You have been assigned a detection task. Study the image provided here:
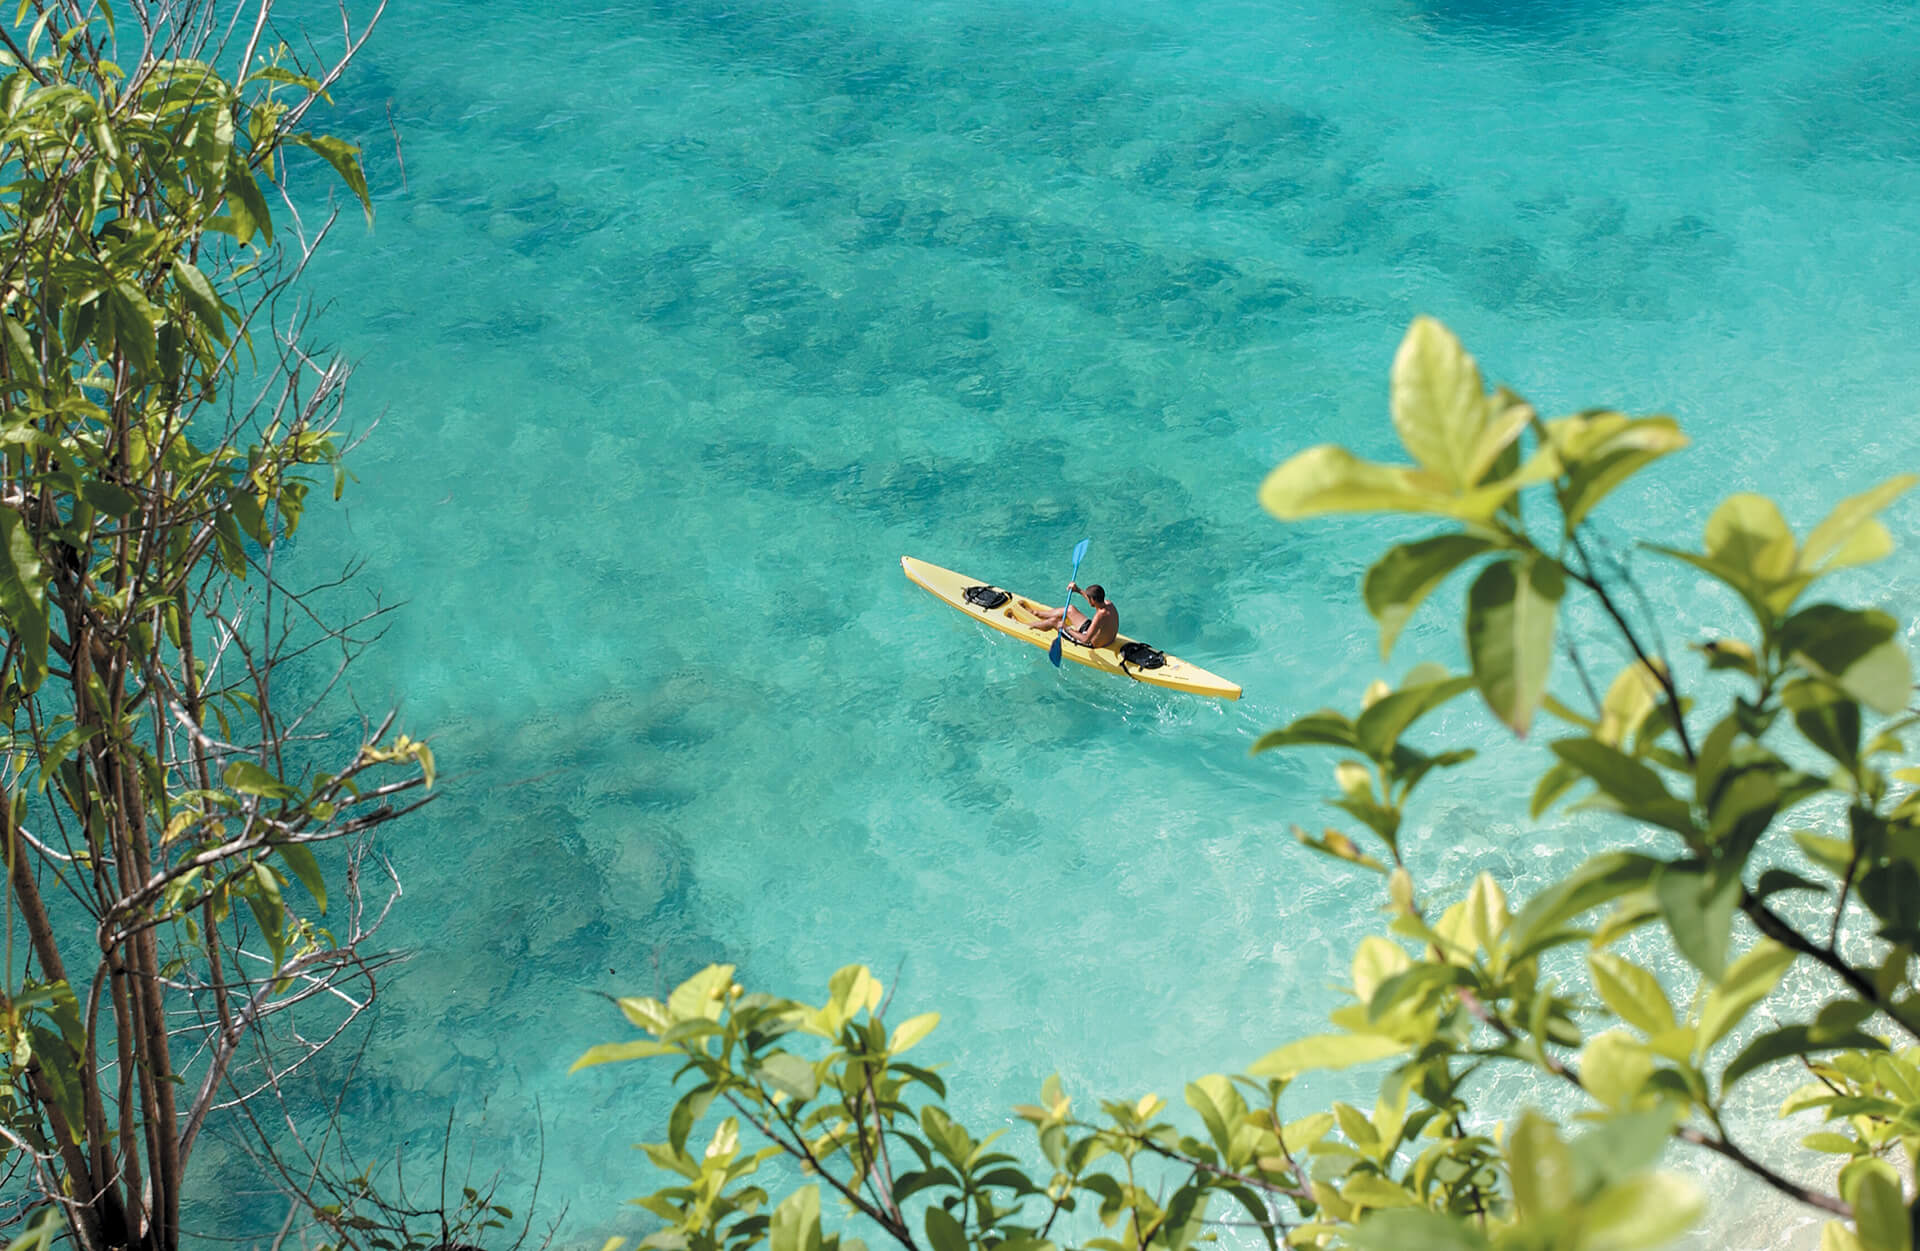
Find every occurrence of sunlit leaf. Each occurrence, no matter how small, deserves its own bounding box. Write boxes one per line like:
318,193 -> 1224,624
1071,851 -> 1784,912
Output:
1695,941 -> 1794,1054
1583,1173 -> 1705,1251
1391,316 -> 1492,488
1800,475 -> 1919,573
1248,1033 -> 1408,1080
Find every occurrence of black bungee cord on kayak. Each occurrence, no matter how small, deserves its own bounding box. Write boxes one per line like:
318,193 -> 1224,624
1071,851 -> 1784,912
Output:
962,584 -> 1010,609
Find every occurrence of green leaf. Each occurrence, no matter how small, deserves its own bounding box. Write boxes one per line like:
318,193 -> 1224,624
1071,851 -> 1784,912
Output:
1546,412 -> 1689,530
1531,760 -> 1582,819
1367,962 -> 1474,1022
1507,852 -> 1660,957
243,64 -> 324,90
1583,1173 -> 1705,1251
1703,767 -> 1781,864
1787,681 -> 1862,769
1588,952 -> 1675,1036
1648,545 -> 1799,628
1251,710 -> 1357,754
1344,1209 -> 1492,1251
1363,536 -> 1495,658
1800,475 -> 1918,573
276,841 -> 327,912
295,132 -> 373,221
1507,1110 -> 1573,1222
1824,1222 -> 1870,1251
1596,661 -> 1665,748
79,479 -> 137,517
1352,935 -> 1413,1004
619,996 -> 671,1033
1333,1101 -> 1382,1157
1549,739 -> 1693,835
1260,446 -> 1455,519
1294,825 -> 1387,873
1354,671 -> 1476,761
1847,1163 -> 1911,1251
1655,865 -> 1740,978
1281,1111 -> 1335,1153
1722,1012 -> 1887,1090
1568,1107 -> 1678,1187
1859,861 -> 1920,943
1247,1033 -> 1408,1080
1390,316 -> 1492,488
225,151 -> 275,245
224,759 -> 295,800
5,1208 -> 63,1251
667,964 -> 736,1023
569,1039 -> 676,1072
1705,494 -> 1797,581
888,1011 -> 939,1055
106,280 -> 159,375
1466,556 -> 1564,735
668,1087 -> 714,1153
922,1205 -> 966,1251
757,1052 -> 818,1102
1753,868 -> 1825,900
0,506 -> 48,691
1695,940 -> 1794,1054
171,258 -> 230,343
1342,1173 -> 1414,1208
1794,830 -> 1854,876
770,1187 -> 823,1251
1780,605 -> 1910,717
1185,1074 -> 1242,1156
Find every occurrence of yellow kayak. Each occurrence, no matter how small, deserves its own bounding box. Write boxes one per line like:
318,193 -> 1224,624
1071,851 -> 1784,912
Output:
900,556 -> 1242,701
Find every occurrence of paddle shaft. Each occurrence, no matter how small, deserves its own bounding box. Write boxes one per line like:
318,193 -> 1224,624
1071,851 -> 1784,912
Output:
1049,539 -> 1092,666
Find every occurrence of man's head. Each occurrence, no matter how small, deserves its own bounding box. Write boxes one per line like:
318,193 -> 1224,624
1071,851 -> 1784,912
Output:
1086,584 -> 1106,605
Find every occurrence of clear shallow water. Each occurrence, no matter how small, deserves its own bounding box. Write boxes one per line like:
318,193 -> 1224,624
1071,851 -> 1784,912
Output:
195,0 -> 1920,1244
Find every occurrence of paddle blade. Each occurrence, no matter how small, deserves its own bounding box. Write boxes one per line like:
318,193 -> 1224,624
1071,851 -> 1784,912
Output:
1071,537 -> 1090,567
1049,631 -> 1064,667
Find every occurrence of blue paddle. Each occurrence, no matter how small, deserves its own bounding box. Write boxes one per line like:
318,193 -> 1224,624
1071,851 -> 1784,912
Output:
1049,538 -> 1092,668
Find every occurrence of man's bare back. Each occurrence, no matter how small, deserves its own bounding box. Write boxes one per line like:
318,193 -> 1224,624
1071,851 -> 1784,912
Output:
1029,582 -> 1118,648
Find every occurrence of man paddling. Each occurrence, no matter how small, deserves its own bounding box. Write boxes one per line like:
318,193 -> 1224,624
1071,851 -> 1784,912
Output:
1028,583 -> 1119,649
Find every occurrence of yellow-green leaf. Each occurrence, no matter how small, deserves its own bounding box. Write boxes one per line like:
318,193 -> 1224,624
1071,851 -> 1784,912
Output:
1391,316 -> 1490,488
1801,475 -> 1919,572
1352,936 -> 1412,1004
569,1039 -> 675,1072
1578,1029 -> 1654,1110
667,964 -> 736,1023
888,1011 -> 940,1055
1260,445 -> 1454,520
1696,940 -> 1794,1055
1849,1163 -> 1911,1251
1248,1033 -> 1409,1080
1583,1173 -> 1705,1251
1507,1110 -> 1572,1221
1705,494 -> 1797,581
1545,412 -> 1689,530
1589,952 -> 1675,1036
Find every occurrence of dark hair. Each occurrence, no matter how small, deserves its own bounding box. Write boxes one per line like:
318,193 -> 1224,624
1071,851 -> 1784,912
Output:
1086,584 -> 1106,604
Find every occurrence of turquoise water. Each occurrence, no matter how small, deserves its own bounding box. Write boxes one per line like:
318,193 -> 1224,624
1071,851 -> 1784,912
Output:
199,0 -> 1920,1245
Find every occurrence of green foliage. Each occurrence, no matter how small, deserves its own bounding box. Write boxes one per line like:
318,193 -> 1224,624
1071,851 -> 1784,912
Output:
584,318 -> 1920,1251
0,4 -> 432,1250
